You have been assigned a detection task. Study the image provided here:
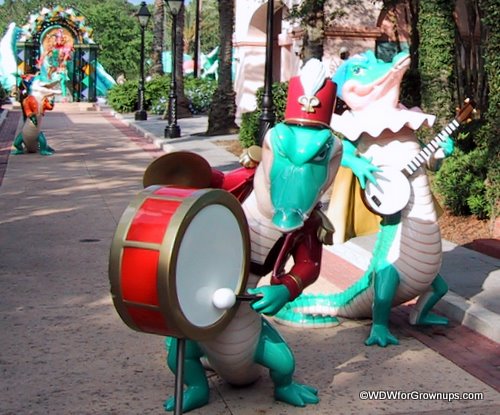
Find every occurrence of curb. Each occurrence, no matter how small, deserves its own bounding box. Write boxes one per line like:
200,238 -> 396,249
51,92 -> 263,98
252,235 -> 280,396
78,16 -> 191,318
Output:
434,290 -> 500,343
106,109 -> 176,153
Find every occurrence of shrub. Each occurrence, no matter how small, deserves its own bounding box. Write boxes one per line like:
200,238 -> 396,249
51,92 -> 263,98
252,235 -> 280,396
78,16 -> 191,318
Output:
106,80 -> 139,113
106,75 -> 217,116
434,146 -> 490,218
238,81 -> 289,148
145,75 -> 172,115
185,76 -> 217,114
239,110 -> 260,148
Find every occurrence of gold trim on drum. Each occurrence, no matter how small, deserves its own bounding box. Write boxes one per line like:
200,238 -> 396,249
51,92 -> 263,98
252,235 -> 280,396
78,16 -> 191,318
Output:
109,185 -> 250,341
158,188 -> 250,341
109,185 -> 165,333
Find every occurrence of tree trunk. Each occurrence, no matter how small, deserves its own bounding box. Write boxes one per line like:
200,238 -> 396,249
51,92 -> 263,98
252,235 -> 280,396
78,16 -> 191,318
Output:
301,0 -> 325,62
175,5 -> 192,118
150,0 -> 164,76
206,0 -> 239,135
453,0 -> 486,114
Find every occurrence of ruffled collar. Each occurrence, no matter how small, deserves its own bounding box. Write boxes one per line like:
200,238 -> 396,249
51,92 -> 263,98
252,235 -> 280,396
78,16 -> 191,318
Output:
331,104 -> 435,141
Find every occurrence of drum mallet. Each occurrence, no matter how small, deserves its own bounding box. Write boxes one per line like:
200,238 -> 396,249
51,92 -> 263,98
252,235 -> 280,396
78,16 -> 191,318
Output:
212,288 -> 261,309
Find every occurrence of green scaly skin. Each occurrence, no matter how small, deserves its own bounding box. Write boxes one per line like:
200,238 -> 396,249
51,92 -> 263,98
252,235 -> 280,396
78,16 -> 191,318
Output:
276,212 -> 449,347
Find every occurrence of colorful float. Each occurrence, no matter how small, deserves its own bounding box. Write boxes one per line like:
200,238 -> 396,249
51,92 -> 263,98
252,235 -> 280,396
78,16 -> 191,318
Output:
0,6 -> 115,102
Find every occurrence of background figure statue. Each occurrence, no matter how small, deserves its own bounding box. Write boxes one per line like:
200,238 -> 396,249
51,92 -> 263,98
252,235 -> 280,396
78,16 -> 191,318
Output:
12,74 -> 61,155
37,27 -> 74,100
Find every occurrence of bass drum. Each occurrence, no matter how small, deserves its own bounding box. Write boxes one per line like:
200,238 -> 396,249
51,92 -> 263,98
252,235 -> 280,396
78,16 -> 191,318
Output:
109,185 -> 250,341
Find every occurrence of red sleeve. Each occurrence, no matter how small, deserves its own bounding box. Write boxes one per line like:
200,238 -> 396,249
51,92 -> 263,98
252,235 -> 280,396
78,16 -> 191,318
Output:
270,212 -> 323,300
210,166 -> 256,203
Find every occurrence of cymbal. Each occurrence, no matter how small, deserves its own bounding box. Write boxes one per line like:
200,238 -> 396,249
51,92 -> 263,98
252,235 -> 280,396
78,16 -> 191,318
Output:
143,151 -> 212,189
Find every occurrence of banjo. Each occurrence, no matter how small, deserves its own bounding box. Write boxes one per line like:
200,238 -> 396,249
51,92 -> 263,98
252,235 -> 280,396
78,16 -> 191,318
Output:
362,99 -> 475,216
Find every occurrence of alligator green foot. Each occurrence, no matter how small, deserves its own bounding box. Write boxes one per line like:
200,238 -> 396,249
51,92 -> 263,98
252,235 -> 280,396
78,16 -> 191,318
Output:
255,319 -> 320,408
12,133 -> 25,154
165,337 -> 209,413
409,274 -> 449,326
38,133 -> 54,155
412,312 -> 448,326
163,386 -> 209,413
365,323 -> 399,347
275,382 -> 319,406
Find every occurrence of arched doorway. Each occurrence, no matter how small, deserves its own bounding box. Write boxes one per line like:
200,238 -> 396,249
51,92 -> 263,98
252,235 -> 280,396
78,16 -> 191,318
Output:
233,2 -> 286,116
16,6 -> 101,102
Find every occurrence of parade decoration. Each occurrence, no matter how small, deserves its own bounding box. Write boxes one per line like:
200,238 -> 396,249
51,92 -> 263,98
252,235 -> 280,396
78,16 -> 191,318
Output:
11,74 -> 61,155
275,50 -> 472,347
0,6 -> 115,100
109,59 -> 342,413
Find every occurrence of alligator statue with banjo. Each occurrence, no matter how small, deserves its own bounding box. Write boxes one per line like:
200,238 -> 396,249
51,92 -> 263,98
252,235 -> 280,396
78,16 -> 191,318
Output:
275,50 -> 475,348
108,59 -> 342,413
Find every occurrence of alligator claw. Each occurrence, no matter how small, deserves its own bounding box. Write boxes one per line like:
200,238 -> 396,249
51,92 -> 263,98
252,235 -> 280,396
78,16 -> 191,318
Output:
275,381 -> 319,407
365,324 -> 399,347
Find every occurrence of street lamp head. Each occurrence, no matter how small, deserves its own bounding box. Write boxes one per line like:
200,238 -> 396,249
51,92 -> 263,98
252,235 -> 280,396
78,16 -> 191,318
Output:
136,1 -> 151,28
165,0 -> 183,16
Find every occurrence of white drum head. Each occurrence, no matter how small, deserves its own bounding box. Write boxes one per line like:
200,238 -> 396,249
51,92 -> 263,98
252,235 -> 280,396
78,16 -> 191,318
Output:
176,204 -> 245,326
158,189 -> 250,341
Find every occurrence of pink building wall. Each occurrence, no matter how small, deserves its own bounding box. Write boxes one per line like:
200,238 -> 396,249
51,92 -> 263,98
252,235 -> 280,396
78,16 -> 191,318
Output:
233,0 -> 410,117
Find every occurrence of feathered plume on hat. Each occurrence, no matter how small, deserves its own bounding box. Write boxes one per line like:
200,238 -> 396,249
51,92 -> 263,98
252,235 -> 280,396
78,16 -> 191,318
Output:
284,58 -> 337,128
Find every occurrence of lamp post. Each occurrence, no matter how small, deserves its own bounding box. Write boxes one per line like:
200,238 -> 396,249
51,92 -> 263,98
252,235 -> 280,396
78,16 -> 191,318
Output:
258,0 -> 275,145
135,1 -> 151,121
165,0 -> 183,138
193,0 -> 201,78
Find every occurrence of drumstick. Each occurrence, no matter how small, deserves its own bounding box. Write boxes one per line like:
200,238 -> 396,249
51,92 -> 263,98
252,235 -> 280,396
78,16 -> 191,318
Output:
236,294 -> 262,302
212,288 -> 262,309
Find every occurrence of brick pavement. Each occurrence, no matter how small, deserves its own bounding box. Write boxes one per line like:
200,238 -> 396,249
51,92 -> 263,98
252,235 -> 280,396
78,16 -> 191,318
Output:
0,105 -> 498,414
1,106 -> 497,395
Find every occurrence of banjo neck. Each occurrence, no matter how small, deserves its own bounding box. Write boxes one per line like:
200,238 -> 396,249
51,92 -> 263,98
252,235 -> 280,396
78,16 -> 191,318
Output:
401,99 -> 475,177
401,118 -> 460,177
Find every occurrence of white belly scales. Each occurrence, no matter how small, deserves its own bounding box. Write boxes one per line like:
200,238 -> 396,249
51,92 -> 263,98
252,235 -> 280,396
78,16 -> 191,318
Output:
199,193 -> 284,385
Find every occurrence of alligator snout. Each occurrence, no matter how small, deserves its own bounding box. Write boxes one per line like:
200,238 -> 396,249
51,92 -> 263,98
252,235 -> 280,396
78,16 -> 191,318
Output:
272,208 -> 305,232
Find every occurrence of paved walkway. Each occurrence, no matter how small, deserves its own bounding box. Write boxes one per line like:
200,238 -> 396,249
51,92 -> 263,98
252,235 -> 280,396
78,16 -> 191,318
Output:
0,104 -> 498,414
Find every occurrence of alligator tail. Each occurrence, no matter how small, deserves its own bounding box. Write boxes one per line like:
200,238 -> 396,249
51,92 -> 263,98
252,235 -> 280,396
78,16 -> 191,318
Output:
274,215 -> 400,328
273,270 -> 372,327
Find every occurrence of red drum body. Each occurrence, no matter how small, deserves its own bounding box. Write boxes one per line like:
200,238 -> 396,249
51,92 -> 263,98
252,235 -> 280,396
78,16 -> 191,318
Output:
109,186 -> 250,341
